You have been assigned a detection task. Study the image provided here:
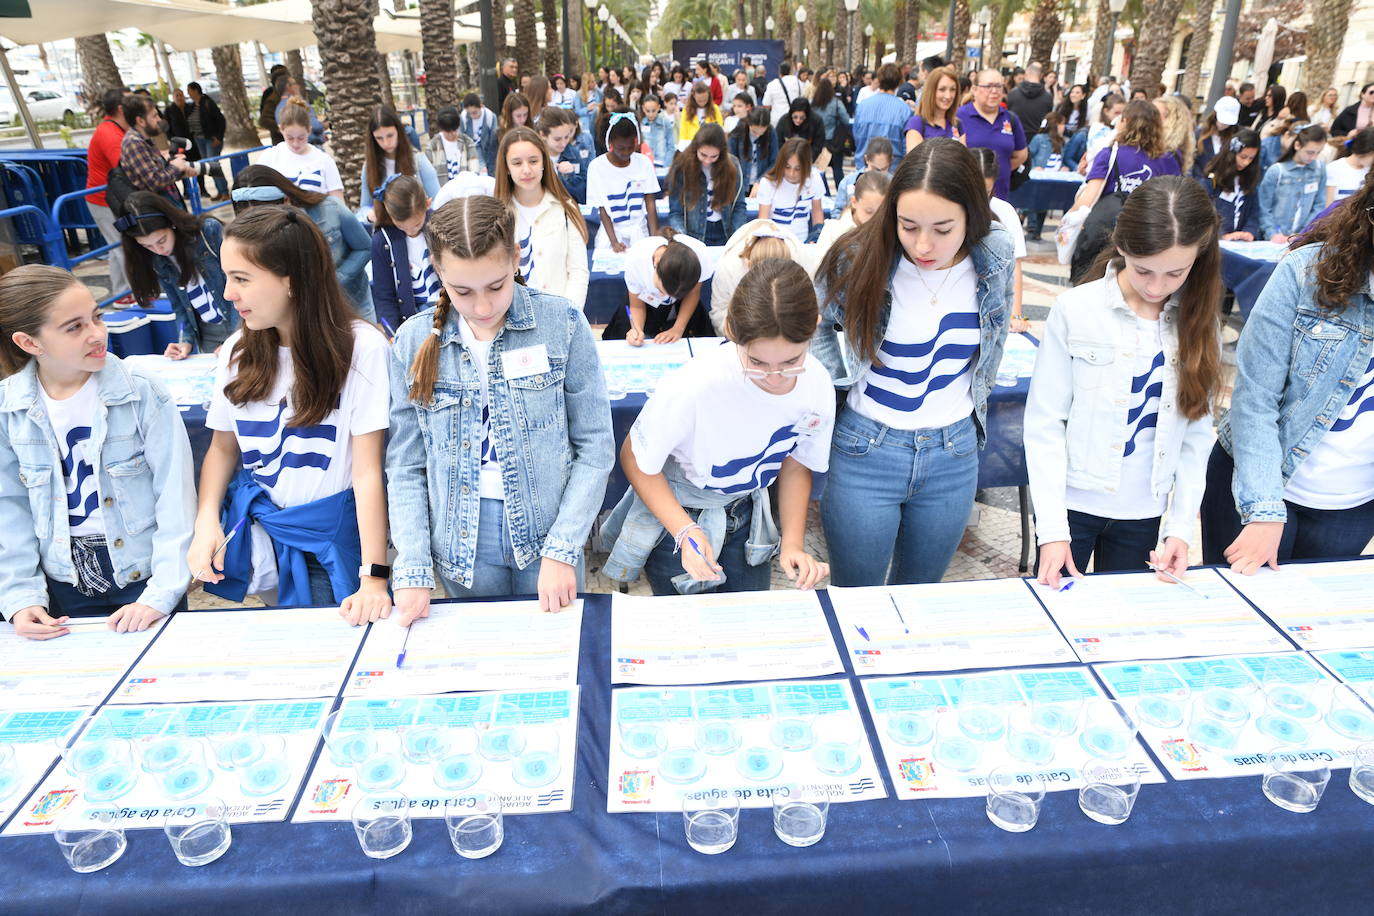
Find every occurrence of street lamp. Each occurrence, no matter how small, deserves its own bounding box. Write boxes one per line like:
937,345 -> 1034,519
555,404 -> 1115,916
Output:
746,23 -> 754,37
765,15 -> 775,39
1103,0 -> 1127,80
977,6 -> 992,67
584,0 -> 598,71
598,4 -> 609,70
795,6 -> 806,64
844,0 -> 859,72
863,23 -> 873,70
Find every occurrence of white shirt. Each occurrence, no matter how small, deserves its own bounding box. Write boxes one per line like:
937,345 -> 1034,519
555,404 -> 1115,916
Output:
403,231 -> 442,305
848,256 -> 979,430
514,200 -> 540,287
757,172 -> 824,242
988,195 -> 1027,259
467,112 -> 485,146
440,136 -> 464,179
259,142 -> 344,195
855,85 -> 877,106
1285,353 -> 1374,510
764,75 -> 803,125
457,316 -> 505,500
624,234 -> 716,308
703,166 -> 723,222
630,340 -> 835,493
587,152 -> 661,248
552,88 -> 577,109
207,323 -> 391,508
41,376 -> 104,537
184,269 -> 222,325
1326,157 -> 1368,201
1064,317 -> 1169,519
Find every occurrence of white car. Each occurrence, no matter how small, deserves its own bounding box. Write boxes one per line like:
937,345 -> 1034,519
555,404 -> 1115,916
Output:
24,90 -> 81,125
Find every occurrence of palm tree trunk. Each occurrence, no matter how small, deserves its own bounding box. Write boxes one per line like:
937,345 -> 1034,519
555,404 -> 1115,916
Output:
1088,0 -> 1113,81
952,0 -> 971,72
1128,0 -> 1184,97
376,51 -> 396,109
1178,0 -> 1215,102
515,0 -> 539,78
422,0 -> 460,124
76,35 -> 124,117
312,0 -> 384,206
893,3 -> 908,65
541,0 -> 562,75
569,6 -> 586,76
212,44 -> 261,148
1304,0 -> 1356,98
492,0 -> 510,60
986,3 -> 1015,72
287,49 -> 305,84
1027,0 -> 1062,68
467,44 -> 482,92
806,0 -> 821,65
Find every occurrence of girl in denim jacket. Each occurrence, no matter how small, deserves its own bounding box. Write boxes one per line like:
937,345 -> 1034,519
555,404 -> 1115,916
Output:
387,196 -> 613,620
1026,177 -> 1223,588
1201,178 -> 1374,573
1258,124 -> 1328,244
0,265 -> 194,638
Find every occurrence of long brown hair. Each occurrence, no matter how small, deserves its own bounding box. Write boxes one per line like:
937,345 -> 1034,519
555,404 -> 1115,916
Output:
232,164 -> 328,213
818,137 -> 993,365
407,196 -> 519,404
916,66 -> 960,129
500,92 -> 530,135
373,173 -> 428,229
1084,175 -> 1222,421
525,76 -> 550,123
683,81 -> 720,125
119,190 -> 216,306
726,258 -> 817,345
1115,99 -> 1166,159
222,207 -> 356,428
765,137 -> 813,188
667,123 -> 739,214
0,265 -> 82,377
1299,172 -> 1374,314
493,126 -> 588,242
364,106 -> 418,204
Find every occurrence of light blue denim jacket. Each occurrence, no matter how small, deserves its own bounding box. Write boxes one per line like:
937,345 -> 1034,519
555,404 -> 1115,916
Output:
386,284 -> 614,589
811,223 -> 1016,448
1218,244 -> 1374,524
0,356 -> 195,619
1258,158 -> 1327,239
641,113 -> 677,168
667,154 -> 749,240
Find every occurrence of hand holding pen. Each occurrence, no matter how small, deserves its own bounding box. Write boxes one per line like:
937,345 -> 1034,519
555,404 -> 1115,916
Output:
680,526 -> 722,583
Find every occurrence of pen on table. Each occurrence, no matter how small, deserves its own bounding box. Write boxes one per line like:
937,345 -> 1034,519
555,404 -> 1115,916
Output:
1146,562 -> 1209,598
853,624 -> 870,642
195,516 -> 247,581
61,617 -> 112,628
396,624 -> 413,668
888,594 -> 910,635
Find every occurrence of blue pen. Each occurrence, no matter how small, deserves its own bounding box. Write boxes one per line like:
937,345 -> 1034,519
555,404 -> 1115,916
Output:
1057,579 -> 1076,592
396,624 -> 413,668
685,536 -> 722,579
1146,562 -> 1209,598
854,624 -> 870,642
195,516 -> 246,581
888,594 -> 910,635
379,316 -> 396,339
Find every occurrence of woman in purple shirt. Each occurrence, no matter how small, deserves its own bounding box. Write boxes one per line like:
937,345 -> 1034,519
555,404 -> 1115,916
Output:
904,65 -> 964,154
1070,100 -> 1181,207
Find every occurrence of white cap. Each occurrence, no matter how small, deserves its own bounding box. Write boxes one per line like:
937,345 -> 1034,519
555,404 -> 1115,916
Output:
1213,95 -> 1241,126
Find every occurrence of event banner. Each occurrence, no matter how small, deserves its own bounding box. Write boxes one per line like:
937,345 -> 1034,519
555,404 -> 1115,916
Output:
672,40 -> 785,80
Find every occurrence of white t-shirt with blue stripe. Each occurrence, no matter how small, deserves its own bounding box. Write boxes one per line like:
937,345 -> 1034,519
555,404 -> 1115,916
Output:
40,376 -> 104,536
1286,352 -> 1374,510
404,231 -> 443,306
757,171 -> 824,242
260,142 -> 344,195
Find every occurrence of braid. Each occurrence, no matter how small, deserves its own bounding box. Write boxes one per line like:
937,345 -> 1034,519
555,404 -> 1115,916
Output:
407,290 -> 452,404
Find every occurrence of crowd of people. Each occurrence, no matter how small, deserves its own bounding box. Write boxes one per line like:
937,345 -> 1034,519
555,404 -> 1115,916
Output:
2,52 -> 1372,639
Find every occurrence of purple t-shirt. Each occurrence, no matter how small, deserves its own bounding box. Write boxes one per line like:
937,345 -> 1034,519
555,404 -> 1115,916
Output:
957,102 -> 1027,200
903,114 -> 957,141
1087,144 -> 1182,195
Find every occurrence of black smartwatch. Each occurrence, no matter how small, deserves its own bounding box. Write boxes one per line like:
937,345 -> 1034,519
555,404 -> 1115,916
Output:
359,564 -> 392,580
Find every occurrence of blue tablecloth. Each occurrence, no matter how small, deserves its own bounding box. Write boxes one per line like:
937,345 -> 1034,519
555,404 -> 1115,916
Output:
585,261 -> 716,326
1008,175 -> 1083,213
1221,246 -> 1281,321
6,587 -> 1374,914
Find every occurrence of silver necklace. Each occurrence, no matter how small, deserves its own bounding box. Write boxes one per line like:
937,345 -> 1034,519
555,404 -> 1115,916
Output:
911,258 -> 955,306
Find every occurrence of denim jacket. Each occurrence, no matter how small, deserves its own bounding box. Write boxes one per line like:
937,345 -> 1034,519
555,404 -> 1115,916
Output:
811,223 -> 1016,448
598,457 -> 779,594
641,113 -> 677,168
729,127 -> 777,191
460,107 -> 500,175
0,356 -> 195,619
153,217 -> 236,349
386,284 -> 614,589
1218,244 -> 1374,524
667,154 -> 749,240
1258,159 -> 1327,239
558,144 -> 588,204
1023,266 -> 1216,544
304,197 -> 376,323
370,222 -> 426,335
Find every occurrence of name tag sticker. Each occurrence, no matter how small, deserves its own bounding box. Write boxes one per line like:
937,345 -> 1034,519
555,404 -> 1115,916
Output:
501,345 -> 551,379
1303,181 -> 1319,194
792,412 -> 825,436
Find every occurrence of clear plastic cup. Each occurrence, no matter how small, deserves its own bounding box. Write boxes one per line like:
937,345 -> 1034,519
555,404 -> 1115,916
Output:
159,738 -> 215,802
694,694 -> 742,756
1262,745 -> 1330,813
512,724 -> 562,788
163,797 -> 232,866
770,688 -> 820,752
1325,684 -> 1374,741
772,784 -> 829,847
1078,760 -> 1140,825
1029,681 -> 1084,737
445,794 -> 504,859
682,794 -> 739,854
1006,706 -> 1056,766
352,792 -> 412,859
53,804 -> 126,874
324,709 -> 379,767
1348,743 -> 1374,806
1133,667 -> 1190,729
1078,700 -> 1137,760
812,714 -> 864,776
985,766 -> 1046,833
140,734 -> 195,775
934,711 -> 983,773
1189,687 -> 1252,752
883,685 -> 940,747
480,698 -> 529,762
354,731 -> 407,792
399,723 -> 452,765
617,693 -> 668,759
238,734 -> 291,797
60,733 -> 138,804
432,727 -> 484,792
957,679 -> 1008,743
659,720 -> 707,786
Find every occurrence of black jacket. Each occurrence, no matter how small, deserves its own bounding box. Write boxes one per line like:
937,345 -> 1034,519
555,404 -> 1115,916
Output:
1331,102 -> 1368,138
1007,80 -> 1054,135
194,95 -> 226,142
777,98 -> 826,162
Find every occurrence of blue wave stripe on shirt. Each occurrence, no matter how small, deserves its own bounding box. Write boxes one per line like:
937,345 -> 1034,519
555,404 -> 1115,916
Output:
1331,394 -> 1374,433
1123,411 -> 1160,458
60,426 -> 90,477
863,367 -> 972,413
713,451 -> 789,494
711,425 -> 797,477
1127,380 -> 1164,426
1131,351 -> 1165,393
869,342 -> 980,386
877,311 -> 982,358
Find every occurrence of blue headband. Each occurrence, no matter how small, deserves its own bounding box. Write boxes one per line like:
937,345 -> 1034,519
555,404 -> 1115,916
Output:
231,186 -> 287,203
605,111 -> 641,149
373,172 -> 403,200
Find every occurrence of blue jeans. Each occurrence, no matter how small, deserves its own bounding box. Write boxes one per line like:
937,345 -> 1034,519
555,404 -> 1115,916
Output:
1051,510 -> 1161,574
46,544 -> 189,617
702,220 -> 728,246
441,498 -> 585,599
194,137 -> 229,197
822,409 -> 979,586
641,496 -> 773,596
1200,443 -> 1374,565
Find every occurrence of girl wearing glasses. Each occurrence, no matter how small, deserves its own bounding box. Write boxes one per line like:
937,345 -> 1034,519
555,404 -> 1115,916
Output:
602,258 -> 833,595
1201,178 -> 1374,573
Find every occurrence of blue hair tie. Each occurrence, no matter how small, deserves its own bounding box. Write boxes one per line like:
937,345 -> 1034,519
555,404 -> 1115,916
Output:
604,111 -> 641,151
373,172 -> 403,200
231,186 -> 287,203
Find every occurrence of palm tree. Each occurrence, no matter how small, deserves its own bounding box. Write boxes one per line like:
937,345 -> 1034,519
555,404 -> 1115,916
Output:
893,2 -> 907,64
211,44 -> 262,148
421,0 -> 460,124
1088,0 -> 1113,80
1027,0 -> 1062,68
541,0 -> 562,75
75,34 -> 123,116
1178,0 -> 1216,102
515,0 -> 539,77
1128,0 -> 1184,97
984,0 -> 1023,73
287,50 -> 306,84
806,0 -> 821,64
312,0 -> 384,207
951,0 -> 971,70
1304,0 -> 1355,97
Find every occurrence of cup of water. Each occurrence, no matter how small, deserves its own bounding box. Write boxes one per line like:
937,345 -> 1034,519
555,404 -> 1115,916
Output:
1325,684 -> 1374,741
773,784 -> 829,847
1005,706 -> 1056,766
884,686 -> 940,747
160,738 -> 215,802
985,766 -> 1046,833
324,710 -> 379,768
694,694 -> 742,756
60,734 -> 138,804
354,732 -> 408,792
352,792 -> 412,859
140,735 -> 195,775
1029,682 -> 1084,738
1348,743 -> 1374,806
445,794 -> 504,859
1078,760 -> 1140,825
1079,700 -> 1136,760
53,804 -> 127,874
934,711 -> 983,773
480,697 -> 529,762
1133,668 -> 1190,730
1261,745 -> 1330,813
432,727 -> 484,791
512,725 -> 563,788
238,734 -> 292,797
812,714 -> 864,776
163,797 -> 233,867
617,693 -> 668,759
400,724 -> 452,765
770,689 -> 819,752
1189,687 -> 1252,752
683,794 -> 739,855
